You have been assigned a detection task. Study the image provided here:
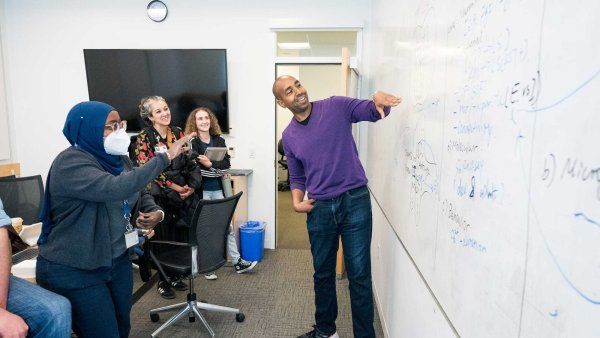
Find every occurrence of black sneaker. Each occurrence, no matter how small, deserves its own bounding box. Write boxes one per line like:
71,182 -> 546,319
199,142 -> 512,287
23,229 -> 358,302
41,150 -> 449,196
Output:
157,281 -> 175,299
297,326 -> 339,338
234,258 -> 257,274
169,278 -> 188,291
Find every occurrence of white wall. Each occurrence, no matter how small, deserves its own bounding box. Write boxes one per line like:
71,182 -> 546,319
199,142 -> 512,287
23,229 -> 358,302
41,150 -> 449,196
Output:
0,0 -> 371,249
0,0 -> 10,162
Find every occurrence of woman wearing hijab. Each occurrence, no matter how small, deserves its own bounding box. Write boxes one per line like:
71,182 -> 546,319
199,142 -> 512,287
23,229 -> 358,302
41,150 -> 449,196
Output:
35,101 -> 194,338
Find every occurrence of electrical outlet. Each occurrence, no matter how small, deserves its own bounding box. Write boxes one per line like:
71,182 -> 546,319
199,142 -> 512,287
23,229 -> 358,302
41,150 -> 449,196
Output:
228,146 -> 235,158
249,148 -> 255,159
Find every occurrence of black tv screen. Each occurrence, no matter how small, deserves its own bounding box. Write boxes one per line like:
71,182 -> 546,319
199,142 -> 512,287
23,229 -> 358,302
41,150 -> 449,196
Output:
84,49 -> 229,133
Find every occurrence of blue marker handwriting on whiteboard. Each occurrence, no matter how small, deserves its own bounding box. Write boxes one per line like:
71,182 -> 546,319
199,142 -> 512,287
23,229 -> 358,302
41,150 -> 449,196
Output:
574,212 -> 600,230
531,208 -> 600,305
527,68 -> 600,112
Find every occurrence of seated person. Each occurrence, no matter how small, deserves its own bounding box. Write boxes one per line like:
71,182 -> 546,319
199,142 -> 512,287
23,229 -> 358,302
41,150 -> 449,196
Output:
0,197 -> 71,338
132,96 -> 202,299
184,107 -> 258,280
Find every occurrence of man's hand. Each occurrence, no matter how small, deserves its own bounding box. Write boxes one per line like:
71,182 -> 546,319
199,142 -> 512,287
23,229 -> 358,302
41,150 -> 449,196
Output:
197,155 -> 212,168
293,199 -> 315,213
0,308 -> 28,338
179,185 -> 195,200
136,211 -> 162,229
372,91 -> 402,118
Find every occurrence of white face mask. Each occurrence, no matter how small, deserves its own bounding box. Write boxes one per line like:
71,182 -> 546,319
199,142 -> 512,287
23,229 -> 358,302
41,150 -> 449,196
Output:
104,128 -> 131,155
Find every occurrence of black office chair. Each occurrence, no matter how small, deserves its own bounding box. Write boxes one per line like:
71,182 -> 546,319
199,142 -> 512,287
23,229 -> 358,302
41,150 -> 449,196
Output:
128,134 -> 139,164
148,192 -> 245,337
0,175 -> 43,225
277,139 -> 290,191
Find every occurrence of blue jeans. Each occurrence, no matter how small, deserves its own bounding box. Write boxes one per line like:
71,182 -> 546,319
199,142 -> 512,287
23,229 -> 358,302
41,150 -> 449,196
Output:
7,275 -> 71,338
203,189 -> 241,261
36,253 -> 133,338
307,185 -> 375,338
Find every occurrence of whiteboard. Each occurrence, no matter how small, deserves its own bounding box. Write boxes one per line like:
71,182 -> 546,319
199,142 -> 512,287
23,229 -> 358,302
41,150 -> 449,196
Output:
366,0 -> 600,336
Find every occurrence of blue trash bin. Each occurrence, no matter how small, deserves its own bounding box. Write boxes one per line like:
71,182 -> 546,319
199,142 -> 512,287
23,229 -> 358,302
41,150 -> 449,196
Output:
239,221 -> 265,262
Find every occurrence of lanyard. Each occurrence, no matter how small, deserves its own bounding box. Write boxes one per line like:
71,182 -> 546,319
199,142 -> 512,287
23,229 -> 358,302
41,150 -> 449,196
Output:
122,200 -> 133,232
154,128 -> 175,148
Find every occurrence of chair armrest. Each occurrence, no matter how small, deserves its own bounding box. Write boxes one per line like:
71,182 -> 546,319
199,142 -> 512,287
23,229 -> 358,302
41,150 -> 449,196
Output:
147,240 -> 194,283
148,240 -> 191,248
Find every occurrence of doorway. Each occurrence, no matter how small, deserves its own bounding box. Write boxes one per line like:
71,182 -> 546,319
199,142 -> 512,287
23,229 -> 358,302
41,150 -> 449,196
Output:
275,64 -> 342,249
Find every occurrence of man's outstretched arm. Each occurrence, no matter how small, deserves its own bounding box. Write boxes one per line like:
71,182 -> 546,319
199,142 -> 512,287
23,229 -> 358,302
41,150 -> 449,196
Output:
342,92 -> 402,122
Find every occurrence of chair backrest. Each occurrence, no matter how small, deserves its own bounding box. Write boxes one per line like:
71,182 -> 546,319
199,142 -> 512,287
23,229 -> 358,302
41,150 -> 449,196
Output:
277,139 -> 285,157
277,139 -> 288,169
189,191 -> 242,275
0,175 -> 43,225
128,135 -> 139,164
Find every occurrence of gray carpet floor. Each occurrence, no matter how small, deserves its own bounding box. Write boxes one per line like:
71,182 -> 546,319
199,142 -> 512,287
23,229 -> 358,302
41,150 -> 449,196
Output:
277,191 -> 310,250
130,249 -> 384,337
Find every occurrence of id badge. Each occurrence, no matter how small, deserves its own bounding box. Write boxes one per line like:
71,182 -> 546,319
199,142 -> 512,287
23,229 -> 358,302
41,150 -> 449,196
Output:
125,229 -> 138,248
154,145 -> 168,154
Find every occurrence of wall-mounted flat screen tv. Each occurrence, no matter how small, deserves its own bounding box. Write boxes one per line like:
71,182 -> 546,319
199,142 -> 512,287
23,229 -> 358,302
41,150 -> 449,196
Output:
84,49 -> 229,133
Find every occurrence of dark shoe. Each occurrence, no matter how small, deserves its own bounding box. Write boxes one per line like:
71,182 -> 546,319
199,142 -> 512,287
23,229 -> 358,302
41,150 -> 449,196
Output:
157,281 -> 175,299
169,278 -> 188,291
234,258 -> 257,274
297,326 -> 339,338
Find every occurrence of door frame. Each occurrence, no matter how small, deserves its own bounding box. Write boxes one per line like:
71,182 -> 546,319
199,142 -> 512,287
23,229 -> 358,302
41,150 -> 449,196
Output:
271,27 -> 364,248
274,63 -> 341,249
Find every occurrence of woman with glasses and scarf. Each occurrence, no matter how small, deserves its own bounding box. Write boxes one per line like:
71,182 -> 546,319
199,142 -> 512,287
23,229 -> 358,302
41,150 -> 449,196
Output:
35,101 -> 194,338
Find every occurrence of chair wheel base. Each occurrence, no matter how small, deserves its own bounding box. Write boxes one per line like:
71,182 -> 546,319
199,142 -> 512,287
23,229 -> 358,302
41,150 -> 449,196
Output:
236,313 -> 245,322
150,313 -> 160,322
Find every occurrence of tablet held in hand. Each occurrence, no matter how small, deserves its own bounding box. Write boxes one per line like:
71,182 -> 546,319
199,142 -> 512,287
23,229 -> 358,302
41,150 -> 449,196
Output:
204,147 -> 227,161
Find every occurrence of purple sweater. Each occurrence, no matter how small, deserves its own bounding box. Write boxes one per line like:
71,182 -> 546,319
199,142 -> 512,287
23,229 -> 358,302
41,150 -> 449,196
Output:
282,96 -> 390,200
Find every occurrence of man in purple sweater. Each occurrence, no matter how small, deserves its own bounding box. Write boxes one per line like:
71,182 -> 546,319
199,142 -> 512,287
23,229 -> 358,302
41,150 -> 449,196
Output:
272,75 -> 401,338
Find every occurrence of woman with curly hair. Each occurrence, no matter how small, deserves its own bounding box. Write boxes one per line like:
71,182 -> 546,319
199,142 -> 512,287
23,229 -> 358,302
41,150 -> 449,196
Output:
185,107 -> 257,280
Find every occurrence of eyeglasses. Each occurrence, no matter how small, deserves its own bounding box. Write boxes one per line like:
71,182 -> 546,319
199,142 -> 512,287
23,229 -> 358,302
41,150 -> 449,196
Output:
104,120 -> 127,132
